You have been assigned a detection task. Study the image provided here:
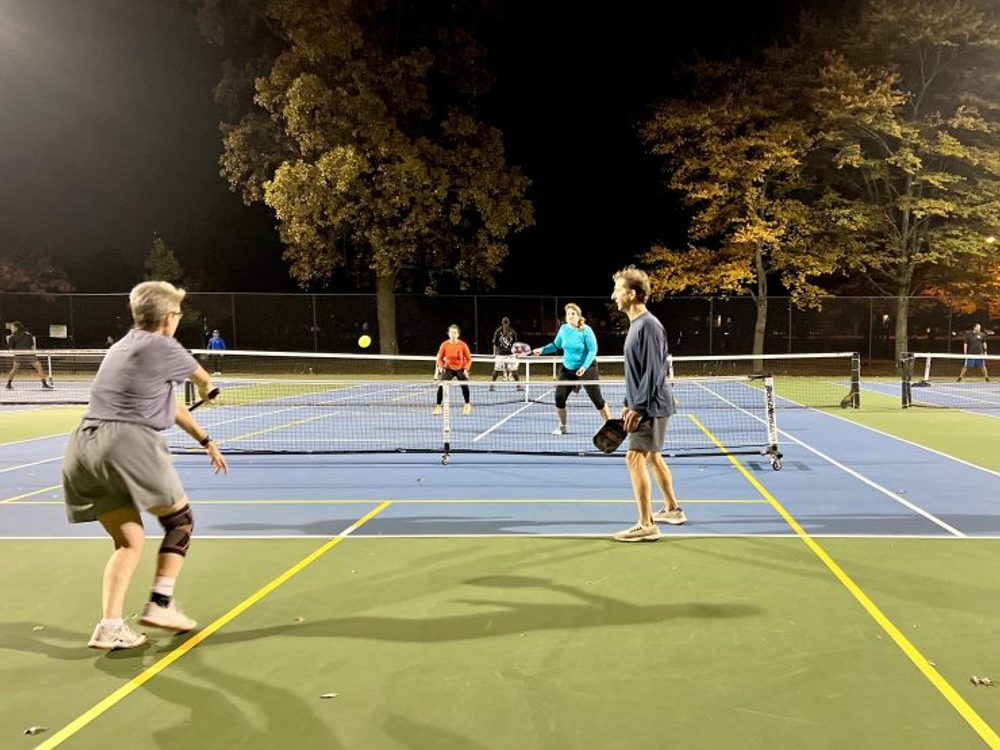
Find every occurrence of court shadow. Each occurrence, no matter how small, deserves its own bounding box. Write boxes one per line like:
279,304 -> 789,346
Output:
208,516 -> 638,536
199,574 -> 763,646
94,648 -> 342,750
384,712 -> 492,750
0,621 -> 130,661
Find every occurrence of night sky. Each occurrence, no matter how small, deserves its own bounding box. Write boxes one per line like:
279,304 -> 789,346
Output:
0,0 -> 830,295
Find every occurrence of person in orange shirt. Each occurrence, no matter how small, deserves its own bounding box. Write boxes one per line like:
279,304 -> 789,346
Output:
434,324 -> 473,415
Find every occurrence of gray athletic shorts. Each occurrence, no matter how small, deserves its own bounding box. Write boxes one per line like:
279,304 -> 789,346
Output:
62,421 -> 186,523
627,416 -> 668,453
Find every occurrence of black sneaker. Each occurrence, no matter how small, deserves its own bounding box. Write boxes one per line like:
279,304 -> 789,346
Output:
4,383 -> 11,390
42,381 -> 54,390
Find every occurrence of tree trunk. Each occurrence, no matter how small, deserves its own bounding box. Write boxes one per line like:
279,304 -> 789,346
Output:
375,269 -> 399,355
753,246 -> 768,369
892,263 -> 915,366
894,287 -> 910,367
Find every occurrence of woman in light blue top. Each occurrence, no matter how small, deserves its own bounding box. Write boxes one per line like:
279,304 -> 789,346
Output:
533,303 -> 613,434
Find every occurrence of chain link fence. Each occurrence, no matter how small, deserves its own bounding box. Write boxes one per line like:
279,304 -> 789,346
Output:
1,292 -> 994,369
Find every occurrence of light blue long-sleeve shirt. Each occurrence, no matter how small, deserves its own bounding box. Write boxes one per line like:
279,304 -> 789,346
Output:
539,323 -> 598,371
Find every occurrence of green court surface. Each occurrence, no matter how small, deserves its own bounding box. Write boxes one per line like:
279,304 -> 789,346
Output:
5,375 -> 1000,749
1,407 -> 84,443
2,537 -> 1000,749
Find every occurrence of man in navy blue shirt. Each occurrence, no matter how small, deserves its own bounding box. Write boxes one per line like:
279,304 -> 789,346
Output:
610,267 -> 684,542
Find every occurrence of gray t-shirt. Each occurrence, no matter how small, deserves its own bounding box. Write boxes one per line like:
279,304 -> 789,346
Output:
623,310 -> 676,418
85,329 -> 198,431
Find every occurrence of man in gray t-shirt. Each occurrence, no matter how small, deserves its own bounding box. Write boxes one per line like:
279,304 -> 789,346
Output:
610,266 -> 686,542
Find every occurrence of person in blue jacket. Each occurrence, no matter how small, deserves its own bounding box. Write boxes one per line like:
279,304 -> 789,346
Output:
533,303 -> 612,435
206,329 -> 227,375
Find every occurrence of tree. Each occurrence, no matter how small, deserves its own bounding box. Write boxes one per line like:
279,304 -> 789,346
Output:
0,232 -> 73,293
143,235 -> 185,285
641,48 -> 842,357
196,0 -> 534,353
0,252 -> 73,294
812,0 -> 1000,361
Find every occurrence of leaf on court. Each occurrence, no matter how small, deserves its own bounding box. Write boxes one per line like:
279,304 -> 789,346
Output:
23,726 -> 48,736
970,676 -> 995,686
31,625 -> 44,632
319,693 -> 339,699
293,617 -> 306,623
928,661 -> 937,667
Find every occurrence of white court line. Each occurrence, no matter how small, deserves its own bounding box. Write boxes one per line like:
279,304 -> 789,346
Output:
472,387 -> 554,442
0,431 -> 72,448
805,407 -> 1000,480
0,456 -> 62,474
694,381 -> 965,537
0,532 -> 981,541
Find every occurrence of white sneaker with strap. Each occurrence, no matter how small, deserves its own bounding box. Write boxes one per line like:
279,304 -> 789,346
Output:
613,523 -> 662,542
139,601 -> 197,632
652,507 -> 687,525
88,621 -> 148,650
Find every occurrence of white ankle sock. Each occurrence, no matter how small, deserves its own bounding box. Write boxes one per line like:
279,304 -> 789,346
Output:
101,617 -> 124,629
152,576 -> 176,598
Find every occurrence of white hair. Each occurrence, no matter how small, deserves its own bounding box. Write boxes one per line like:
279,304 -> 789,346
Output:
129,281 -> 186,331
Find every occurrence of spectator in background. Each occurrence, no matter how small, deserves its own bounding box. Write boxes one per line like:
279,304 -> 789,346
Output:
491,316 -> 521,390
206,329 -> 227,375
5,321 -> 53,390
957,323 -> 989,382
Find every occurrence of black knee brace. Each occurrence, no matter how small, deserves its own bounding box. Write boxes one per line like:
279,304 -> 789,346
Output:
158,505 -> 194,557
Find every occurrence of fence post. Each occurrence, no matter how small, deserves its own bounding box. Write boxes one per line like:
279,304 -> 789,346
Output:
867,297 -> 874,367
947,307 -> 953,353
68,295 -> 76,348
474,295 -> 479,353
230,293 -> 237,349
707,297 -> 714,355
311,294 -> 319,352
787,298 -> 793,354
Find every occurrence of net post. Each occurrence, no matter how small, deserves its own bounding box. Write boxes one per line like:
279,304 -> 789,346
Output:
441,378 -> 451,464
900,352 -> 913,408
922,353 -> 932,384
762,375 -> 782,468
184,380 -> 195,408
667,354 -> 675,381
850,352 -> 861,408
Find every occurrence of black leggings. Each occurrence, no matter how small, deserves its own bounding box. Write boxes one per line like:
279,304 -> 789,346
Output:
436,368 -> 470,404
554,364 -> 606,410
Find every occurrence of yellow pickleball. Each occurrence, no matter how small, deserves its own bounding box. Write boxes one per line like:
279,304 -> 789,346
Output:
358,334 -> 372,348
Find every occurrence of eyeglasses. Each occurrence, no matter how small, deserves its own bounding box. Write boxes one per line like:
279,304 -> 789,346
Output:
168,311 -> 184,319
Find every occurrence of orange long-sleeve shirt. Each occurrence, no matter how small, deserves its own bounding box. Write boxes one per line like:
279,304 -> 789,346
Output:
437,340 -> 472,371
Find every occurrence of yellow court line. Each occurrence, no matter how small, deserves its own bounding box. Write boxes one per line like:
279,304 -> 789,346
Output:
1,484 -> 62,504
8,498 -> 766,506
688,415 -> 1000,748
34,500 -> 392,750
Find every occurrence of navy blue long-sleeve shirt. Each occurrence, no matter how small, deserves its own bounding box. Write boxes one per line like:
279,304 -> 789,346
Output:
623,311 -> 675,418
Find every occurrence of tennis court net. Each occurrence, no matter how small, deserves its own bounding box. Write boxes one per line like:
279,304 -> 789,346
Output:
901,352 -> 998,410
167,374 -> 782,466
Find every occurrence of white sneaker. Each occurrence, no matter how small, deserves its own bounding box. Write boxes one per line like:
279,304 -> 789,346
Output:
652,507 -> 687,525
432,404 -> 443,416
552,425 -> 566,435
212,371 -> 222,376
613,523 -> 662,542
139,601 -> 197,632
88,621 -> 148,650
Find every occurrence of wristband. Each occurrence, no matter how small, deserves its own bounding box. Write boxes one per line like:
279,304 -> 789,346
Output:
199,436 -> 213,447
